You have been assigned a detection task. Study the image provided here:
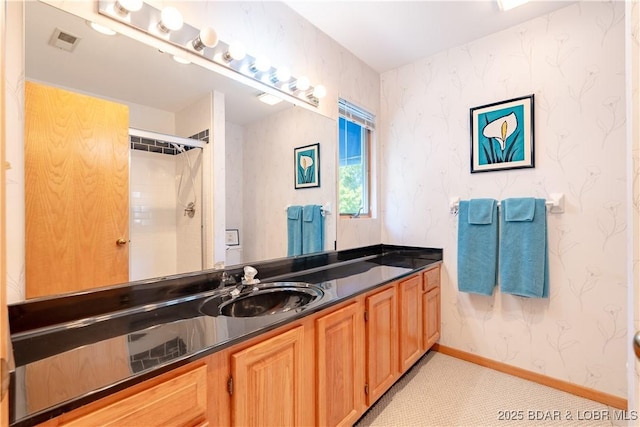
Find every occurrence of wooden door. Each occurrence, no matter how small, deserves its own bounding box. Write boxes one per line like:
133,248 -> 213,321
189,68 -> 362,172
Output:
365,285 -> 398,406
316,302 -> 365,426
423,287 -> 441,350
231,326 -> 305,426
25,82 -> 129,298
398,274 -> 422,372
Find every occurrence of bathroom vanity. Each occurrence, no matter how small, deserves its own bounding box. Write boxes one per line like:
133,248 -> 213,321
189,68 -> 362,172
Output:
8,245 -> 442,426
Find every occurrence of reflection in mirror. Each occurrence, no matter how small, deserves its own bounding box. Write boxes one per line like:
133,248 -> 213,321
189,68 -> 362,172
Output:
23,1 -> 337,299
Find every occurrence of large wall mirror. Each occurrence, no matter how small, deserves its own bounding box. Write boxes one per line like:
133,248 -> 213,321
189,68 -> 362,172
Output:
23,1 -> 337,299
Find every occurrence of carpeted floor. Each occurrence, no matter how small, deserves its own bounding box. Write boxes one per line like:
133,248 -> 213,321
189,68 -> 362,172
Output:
354,352 -> 625,427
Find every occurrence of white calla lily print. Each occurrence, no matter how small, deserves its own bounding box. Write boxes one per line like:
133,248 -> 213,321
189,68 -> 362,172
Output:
298,155 -> 315,184
482,112 -> 518,151
300,155 -> 313,171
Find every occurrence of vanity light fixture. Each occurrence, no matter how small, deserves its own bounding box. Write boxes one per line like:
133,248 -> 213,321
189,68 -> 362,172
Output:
112,0 -> 143,17
304,84 -> 326,104
158,6 -> 183,33
191,26 -> 218,51
257,92 -> 283,106
98,0 -> 325,108
223,42 -> 247,62
89,21 -> 117,36
290,76 -> 310,92
173,55 -> 191,64
311,85 -> 327,99
271,66 -> 291,84
249,56 -> 271,74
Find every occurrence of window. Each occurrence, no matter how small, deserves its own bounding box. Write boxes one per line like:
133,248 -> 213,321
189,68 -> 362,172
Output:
338,99 -> 374,216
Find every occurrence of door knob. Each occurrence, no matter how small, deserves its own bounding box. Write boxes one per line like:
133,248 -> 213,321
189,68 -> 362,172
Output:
634,331 -> 640,360
116,238 -> 128,246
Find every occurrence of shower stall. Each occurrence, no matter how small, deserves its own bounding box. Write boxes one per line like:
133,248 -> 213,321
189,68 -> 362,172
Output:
128,128 -> 205,281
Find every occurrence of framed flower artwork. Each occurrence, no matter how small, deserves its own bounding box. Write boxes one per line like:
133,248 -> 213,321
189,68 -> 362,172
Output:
294,143 -> 320,189
470,94 -> 534,173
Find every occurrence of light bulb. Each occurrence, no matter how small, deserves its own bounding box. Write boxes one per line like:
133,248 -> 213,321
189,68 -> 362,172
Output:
312,85 -> 327,99
192,26 -> 218,51
251,56 -> 271,73
497,0 -> 529,11
173,55 -> 191,65
158,6 -> 183,33
224,42 -> 246,61
113,0 -> 143,16
273,66 -> 291,83
89,21 -> 117,36
291,76 -> 310,92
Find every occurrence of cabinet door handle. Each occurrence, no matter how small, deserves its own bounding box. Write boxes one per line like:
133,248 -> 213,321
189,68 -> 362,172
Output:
634,331 -> 640,360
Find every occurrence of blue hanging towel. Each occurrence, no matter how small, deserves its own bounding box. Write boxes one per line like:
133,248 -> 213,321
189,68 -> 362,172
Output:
499,198 -> 549,298
302,204 -> 324,255
457,199 -> 498,296
287,205 -> 303,256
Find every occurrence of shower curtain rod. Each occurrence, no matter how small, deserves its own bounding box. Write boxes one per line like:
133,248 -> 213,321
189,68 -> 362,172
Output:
129,128 -> 206,149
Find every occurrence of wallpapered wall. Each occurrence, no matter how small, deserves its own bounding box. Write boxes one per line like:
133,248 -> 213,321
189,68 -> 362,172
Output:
626,1 -> 639,409
241,107 -> 337,264
381,2 -> 627,398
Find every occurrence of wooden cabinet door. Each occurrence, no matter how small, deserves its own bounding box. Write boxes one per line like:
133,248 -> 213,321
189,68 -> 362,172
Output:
423,286 -> 441,350
62,365 -> 207,427
398,274 -> 422,372
231,326 -> 305,426
25,81 -> 130,298
316,302 -> 365,426
365,286 -> 398,406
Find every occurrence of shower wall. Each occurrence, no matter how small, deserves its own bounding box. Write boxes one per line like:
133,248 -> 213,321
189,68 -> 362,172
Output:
129,138 -> 203,282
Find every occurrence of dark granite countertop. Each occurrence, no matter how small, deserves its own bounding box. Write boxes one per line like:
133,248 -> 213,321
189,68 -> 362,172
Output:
8,244 -> 442,426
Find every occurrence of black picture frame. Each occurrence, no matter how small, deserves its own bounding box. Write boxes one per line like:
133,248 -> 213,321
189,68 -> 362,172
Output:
294,143 -> 320,189
470,94 -> 535,173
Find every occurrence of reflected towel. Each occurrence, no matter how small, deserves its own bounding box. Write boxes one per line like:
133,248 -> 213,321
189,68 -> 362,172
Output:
287,205 -> 303,256
457,199 -> 498,296
302,204 -> 324,255
499,198 -> 549,298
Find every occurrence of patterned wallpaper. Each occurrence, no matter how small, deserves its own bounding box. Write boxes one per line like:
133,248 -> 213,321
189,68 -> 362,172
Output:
627,0 -> 640,411
6,1 -> 24,303
241,106 -> 337,263
381,2 -> 628,398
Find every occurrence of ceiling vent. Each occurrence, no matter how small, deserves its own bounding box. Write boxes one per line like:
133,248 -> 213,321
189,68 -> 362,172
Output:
49,28 -> 81,52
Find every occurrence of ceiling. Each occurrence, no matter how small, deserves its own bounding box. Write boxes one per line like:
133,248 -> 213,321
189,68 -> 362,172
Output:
285,0 -> 574,73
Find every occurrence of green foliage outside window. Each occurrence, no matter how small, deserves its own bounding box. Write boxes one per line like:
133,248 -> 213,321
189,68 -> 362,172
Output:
339,164 -> 363,214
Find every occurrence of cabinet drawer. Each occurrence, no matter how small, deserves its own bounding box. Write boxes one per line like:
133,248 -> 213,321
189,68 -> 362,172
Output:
423,266 -> 440,292
63,365 -> 208,427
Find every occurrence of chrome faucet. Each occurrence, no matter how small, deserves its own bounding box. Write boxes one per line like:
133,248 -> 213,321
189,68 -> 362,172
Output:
230,266 -> 260,296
